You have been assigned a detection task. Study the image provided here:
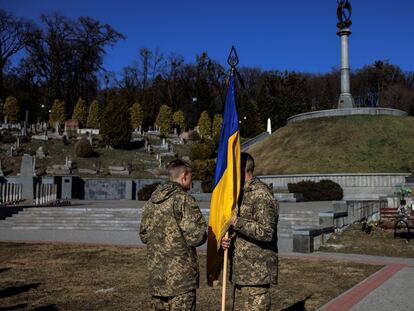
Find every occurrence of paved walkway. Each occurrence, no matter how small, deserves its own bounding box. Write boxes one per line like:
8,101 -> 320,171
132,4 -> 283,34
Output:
285,252 -> 414,311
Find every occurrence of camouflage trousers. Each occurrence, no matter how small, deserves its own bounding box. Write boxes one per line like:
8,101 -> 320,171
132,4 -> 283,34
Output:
233,284 -> 270,311
150,290 -> 196,311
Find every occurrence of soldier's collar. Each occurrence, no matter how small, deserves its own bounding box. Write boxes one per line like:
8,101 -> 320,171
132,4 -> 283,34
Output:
243,177 -> 257,190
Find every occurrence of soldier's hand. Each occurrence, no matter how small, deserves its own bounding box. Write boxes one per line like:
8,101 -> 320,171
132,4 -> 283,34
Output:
221,237 -> 231,250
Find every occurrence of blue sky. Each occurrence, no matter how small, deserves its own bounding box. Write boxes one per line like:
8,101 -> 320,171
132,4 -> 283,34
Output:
2,0 -> 413,75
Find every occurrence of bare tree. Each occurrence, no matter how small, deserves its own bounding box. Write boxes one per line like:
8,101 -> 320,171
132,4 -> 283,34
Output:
0,9 -> 33,96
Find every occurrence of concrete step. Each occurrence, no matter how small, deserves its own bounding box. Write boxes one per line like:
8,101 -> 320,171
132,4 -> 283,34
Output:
0,228 -> 142,245
14,215 -> 140,220
278,224 -> 320,230
0,225 -> 139,231
19,211 -> 140,216
0,221 -> 140,227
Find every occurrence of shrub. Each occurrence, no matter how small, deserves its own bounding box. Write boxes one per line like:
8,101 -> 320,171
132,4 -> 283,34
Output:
212,113 -> 223,143
74,138 -> 94,158
197,110 -> 211,139
4,96 -> 20,123
173,110 -> 186,133
0,132 -> 16,144
138,183 -> 160,201
192,159 -> 216,193
288,179 -> 343,201
190,142 -> 215,161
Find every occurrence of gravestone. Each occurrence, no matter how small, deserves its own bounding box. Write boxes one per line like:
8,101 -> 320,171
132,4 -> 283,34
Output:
61,176 -> 73,199
0,160 -> 4,177
20,154 -> 34,200
36,146 -> 45,159
87,131 -> 92,144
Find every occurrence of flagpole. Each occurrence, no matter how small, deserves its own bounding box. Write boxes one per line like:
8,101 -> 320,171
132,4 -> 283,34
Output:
221,231 -> 229,311
221,45 -> 239,311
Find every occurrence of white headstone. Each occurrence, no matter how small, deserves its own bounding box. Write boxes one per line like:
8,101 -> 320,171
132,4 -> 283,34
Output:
267,118 -> 272,134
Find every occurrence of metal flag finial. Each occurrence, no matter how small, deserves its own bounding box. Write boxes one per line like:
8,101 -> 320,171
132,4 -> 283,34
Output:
226,45 -> 244,88
227,45 -> 239,74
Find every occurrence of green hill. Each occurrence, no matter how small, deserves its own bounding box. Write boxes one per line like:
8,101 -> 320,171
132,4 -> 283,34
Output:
248,115 -> 414,175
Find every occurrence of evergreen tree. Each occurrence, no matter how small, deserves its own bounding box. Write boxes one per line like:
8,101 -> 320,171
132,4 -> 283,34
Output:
86,100 -> 101,128
0,99 -> 3,122
212,113 -> 223,143
197,110 -> 211,139
173,110 -> 186,133
72,97 -> 88,127
130,102 -> 144,130
49,99 -> 66,127
3,96 -> 20,123
155,104 -> 173,136
238,99 -> 265,137
101,97 -> 131,148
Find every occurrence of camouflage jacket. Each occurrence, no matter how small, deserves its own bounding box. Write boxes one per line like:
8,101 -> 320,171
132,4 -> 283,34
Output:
139,182 -> 207,296
231,177 -> 279,286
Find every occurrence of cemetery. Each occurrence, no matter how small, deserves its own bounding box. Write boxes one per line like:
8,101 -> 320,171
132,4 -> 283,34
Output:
0,1 -> 414,310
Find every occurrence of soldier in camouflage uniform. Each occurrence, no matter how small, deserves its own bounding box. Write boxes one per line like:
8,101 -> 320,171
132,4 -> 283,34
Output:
140,159 -> 207,311
222,152 -> 279,311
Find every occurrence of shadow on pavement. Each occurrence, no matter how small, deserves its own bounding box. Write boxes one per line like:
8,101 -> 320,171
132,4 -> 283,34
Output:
0,267 -> 11,274
0,304 -> 28,310
281,295 -> 311,311
0,283 -> 41,299
33,305 -> 59,311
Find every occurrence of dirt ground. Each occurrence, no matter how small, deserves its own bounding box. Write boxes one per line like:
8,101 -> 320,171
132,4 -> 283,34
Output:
320,224 -> 414,258
0,243 -> 381,311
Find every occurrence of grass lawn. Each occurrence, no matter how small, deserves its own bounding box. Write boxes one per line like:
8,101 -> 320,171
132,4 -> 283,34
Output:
0,243 -> 381,310
320,224 -> 414,258
249,115 -> 414,175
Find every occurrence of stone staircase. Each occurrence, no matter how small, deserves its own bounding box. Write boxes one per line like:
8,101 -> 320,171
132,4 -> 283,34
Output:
0,201 -> 330,253
278,209 -> 321,252
0,207 -> 143,246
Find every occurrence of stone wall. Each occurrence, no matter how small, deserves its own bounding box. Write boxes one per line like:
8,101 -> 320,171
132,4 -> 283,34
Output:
287,107 -> 407,123
2,176 -> 202,201
259,173 -> 409,200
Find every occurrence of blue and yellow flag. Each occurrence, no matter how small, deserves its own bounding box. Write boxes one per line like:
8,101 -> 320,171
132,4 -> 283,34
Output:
207,75 -> 241,286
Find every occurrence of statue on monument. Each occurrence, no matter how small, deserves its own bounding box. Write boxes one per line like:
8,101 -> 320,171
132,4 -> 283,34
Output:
337,0 -> 352,30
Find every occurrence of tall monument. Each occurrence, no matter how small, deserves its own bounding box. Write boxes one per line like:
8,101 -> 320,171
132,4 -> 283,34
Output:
337,0 -> 354,108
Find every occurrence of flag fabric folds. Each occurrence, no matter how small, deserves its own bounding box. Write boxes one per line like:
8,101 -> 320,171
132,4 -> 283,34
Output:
207,75 -> 241,286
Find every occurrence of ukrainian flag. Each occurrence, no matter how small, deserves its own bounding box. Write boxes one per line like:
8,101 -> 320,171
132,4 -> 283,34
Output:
207,75 -> 241,286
